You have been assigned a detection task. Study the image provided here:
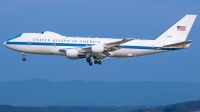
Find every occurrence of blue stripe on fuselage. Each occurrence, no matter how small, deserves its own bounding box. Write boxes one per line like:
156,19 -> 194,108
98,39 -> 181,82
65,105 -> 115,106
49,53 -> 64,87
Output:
6,42 -> 94,47
6,41 -> 180,50
123,45 -> 179,50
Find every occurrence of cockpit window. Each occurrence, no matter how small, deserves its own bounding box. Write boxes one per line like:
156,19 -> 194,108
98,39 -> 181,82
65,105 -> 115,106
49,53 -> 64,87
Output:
7,33 -> 23,41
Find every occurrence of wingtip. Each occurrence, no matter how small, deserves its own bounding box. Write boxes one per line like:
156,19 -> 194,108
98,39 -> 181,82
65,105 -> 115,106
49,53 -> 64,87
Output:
186,14 -> 197,17
124,38 -> 134,40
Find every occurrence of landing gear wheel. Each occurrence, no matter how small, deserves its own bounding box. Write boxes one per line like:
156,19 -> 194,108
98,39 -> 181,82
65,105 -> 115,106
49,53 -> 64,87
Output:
98,61 -> 101,65
22,52 -> 26,61
22,58 -> 26,61
89,61 -> 92,66
86,58 -> 91,62
94,60 -> 97,64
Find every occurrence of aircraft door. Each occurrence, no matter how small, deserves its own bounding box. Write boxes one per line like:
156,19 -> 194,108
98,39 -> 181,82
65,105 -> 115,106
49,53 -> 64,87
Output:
52,43 -> 56,47
27,41 -> 31,47
152,45 -> 155,51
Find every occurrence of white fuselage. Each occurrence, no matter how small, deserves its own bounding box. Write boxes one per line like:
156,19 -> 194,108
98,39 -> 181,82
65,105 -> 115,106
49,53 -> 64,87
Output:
4,32 -> 184,59
3,15 -> 196,65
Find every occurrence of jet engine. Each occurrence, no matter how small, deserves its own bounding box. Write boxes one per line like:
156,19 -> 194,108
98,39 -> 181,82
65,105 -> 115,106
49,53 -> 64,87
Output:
66,49 -> 85,59
91,45 -> 110,53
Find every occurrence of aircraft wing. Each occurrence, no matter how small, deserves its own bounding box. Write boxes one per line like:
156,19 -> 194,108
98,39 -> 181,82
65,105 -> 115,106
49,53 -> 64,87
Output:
81,38 -> 133,51
104,38 -> 134,47
59,38 -> 133,58
80,38 -> 133,58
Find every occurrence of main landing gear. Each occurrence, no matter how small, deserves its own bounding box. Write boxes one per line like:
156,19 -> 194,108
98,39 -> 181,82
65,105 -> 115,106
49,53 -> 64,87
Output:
22,53 -> 26,61
86,57 -> 102,66
94,58 -> 101,65
86,58 -> 92,66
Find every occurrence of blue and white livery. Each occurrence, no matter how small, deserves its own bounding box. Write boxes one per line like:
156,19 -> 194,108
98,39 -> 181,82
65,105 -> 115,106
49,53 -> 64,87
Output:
3,15 -> 197,66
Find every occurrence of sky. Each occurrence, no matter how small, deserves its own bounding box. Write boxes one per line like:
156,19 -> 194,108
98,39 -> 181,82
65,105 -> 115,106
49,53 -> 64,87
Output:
0,0 -> 200,82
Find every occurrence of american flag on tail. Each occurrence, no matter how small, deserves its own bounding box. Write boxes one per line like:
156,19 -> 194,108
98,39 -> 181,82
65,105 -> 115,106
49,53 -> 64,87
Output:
177,26 -> 186,31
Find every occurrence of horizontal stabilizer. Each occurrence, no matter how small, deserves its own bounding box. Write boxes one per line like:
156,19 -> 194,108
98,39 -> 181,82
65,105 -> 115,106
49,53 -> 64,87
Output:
163,40 -> 193,47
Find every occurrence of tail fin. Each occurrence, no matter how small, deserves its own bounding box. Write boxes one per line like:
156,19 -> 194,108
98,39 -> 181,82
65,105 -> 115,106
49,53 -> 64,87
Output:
155,15 -> 197,41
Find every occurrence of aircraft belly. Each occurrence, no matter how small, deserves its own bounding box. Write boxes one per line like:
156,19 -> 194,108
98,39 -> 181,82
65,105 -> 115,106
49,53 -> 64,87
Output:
8,45 -> 63,55
28,46 -> 64,55
112,48 -> 164,57
13,45 -> 46,54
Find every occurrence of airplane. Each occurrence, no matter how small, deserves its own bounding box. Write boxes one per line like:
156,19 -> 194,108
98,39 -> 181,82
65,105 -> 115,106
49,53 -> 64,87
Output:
3,15 -> 197,66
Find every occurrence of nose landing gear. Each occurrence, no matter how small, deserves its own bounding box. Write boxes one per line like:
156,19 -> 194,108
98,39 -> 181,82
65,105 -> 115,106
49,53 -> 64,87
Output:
22,53 -> 26,61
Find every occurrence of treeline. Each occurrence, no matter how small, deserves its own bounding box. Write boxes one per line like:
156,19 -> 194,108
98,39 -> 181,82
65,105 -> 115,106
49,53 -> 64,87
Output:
1,100 -> 200,112
133,100 -> 200,112
0,105 -> 150,112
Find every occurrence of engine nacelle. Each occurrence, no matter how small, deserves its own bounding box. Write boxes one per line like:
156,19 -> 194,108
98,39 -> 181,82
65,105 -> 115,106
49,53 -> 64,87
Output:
66,49 -> 85,59
91,45 -> 105,53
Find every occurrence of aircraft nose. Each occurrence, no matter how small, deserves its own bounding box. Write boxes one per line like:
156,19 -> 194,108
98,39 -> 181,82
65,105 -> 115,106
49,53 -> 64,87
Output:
3,41 -> 6,46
